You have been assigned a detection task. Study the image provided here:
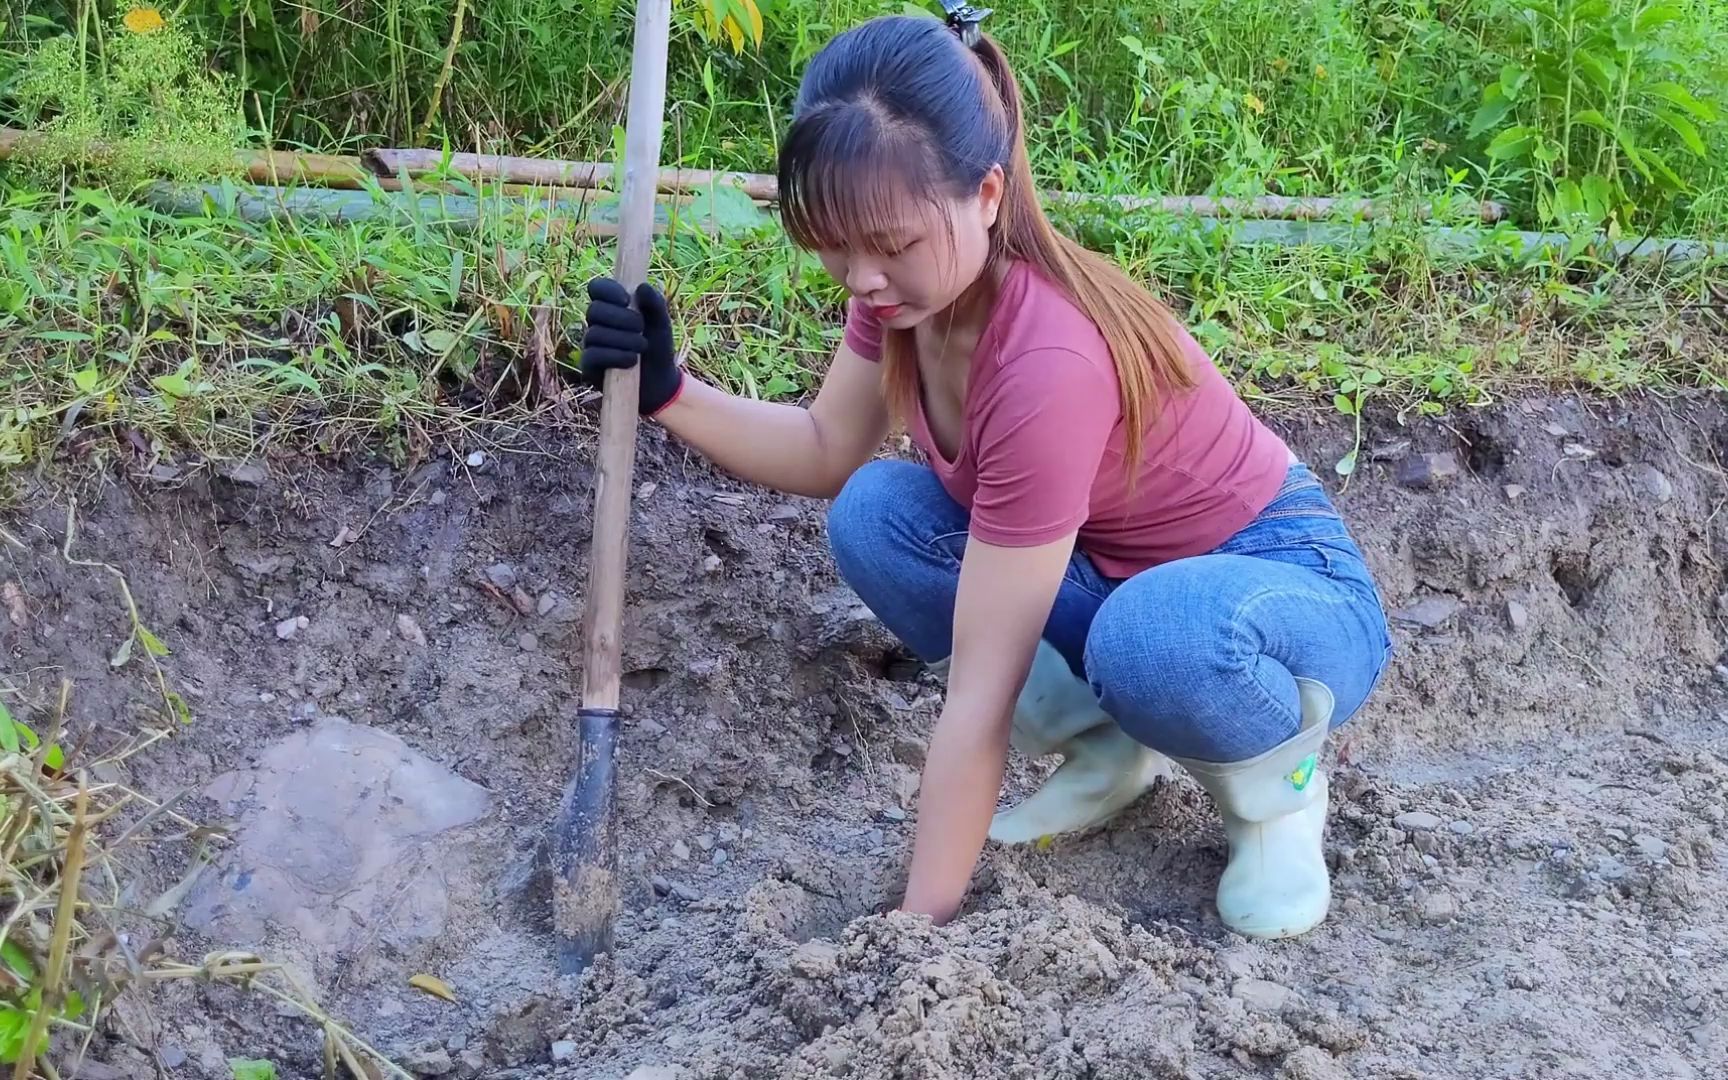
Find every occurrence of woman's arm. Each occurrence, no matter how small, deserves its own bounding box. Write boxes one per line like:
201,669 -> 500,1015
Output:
579,278 -> 889,499
898,531 -> 1075,922
656,345 -> 890,499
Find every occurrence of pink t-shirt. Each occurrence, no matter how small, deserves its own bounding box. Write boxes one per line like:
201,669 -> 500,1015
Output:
843,260 -> 1291,578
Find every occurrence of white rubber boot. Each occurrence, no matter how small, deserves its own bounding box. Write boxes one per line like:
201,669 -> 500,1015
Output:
981,641 -> 1171,845
1170,678 -> 1335,940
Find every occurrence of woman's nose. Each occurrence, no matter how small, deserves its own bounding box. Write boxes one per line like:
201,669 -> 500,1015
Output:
846,258 -> 888,298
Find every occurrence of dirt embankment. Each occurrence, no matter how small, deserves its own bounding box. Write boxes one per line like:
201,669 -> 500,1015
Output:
1,392 -> 1725,1079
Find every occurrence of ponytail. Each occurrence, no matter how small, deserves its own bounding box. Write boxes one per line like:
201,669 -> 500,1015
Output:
968,33 -> 1195,479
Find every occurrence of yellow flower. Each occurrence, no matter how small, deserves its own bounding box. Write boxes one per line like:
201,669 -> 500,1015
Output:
1314,63 -> 1329,80
1244,92 -> 1266,115
1271,58 -> 1290,75
122,6 -> 166,33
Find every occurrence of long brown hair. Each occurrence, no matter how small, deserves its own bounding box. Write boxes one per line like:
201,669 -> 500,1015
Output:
777,16 -> 1195,476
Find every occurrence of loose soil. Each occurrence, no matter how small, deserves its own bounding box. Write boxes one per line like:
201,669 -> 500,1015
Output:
3,392 -> 1727,1079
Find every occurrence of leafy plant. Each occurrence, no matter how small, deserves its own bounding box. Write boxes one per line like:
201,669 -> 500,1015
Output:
1468,0 -> 1722,231
5,8 -> 247,188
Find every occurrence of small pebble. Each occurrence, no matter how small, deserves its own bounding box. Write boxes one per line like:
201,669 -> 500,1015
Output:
1448,820 -> 1475,836
712,848 -> 728,866
1395,811 -> 1443,832
465,450 -> 486,467
1395,451 -> 1460,490
697,833 -> 716,851
275,615 -> 309,640
702,554 -> 723,573
486,563 -> 518,589
518,632 -> 539,652
396,613 -> 427,646
1415,889 -> 1461,924
882,806 -> 907,822
650,875 -> 672,896
1506,600 -> 1529,631
1231,978 -> 1293,1015
671,882 -> 701,902
259,691 -> 276,703
550,1041 -> 578,1063
671,840 -> 690,861
1503,484 -> 1526,500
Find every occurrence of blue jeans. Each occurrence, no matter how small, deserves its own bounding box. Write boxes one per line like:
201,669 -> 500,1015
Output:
827,460 -> 1394,763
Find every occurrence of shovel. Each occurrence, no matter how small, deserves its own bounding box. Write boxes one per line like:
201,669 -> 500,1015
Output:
551,0 -> 672,975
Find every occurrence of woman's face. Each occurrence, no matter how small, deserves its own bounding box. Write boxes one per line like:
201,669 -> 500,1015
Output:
814,165 -> 1004,331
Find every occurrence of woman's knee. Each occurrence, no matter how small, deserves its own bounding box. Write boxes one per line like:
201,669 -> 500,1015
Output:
1083,568 -> 1301,761
826,460 -> 948,579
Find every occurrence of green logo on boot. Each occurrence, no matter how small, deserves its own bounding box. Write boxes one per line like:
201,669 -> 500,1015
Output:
1286,753 -> 1318,791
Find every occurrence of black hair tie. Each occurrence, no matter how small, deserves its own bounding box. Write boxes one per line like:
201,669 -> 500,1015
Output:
940,1 -> 992,47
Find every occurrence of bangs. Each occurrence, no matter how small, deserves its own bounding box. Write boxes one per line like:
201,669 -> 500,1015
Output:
777,102 -> 952,254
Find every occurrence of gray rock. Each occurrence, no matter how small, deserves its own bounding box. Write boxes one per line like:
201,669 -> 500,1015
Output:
1506,600 -> 1529,631
1393,597 -> 1461,629
158,1044 -> 187,1069
486,563 -> 518,589
670,840 -> 690,861
517,632 -> 539,652
881,806 -> 907,823
224,461 -> 269,485
712,848 -> 729,866
1415,889 -> 1461,924
1448,820 -> 1476,836
671,882 -> 701,902
275,614 -> 309,640
403,1046 -> 455,1075
1232,978 -> 1293,1015
1396,451 -> 1460,489
1395,811 -> 1443,831
397,613 -> 428,646
625,1068 -> 690,1080
651,875 -> 672,896
549,1041 -> 578,1063
1633,834 -> 1668,860
1627,463 -> 1674,503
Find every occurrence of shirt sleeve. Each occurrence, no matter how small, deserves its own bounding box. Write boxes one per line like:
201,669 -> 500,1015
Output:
842,297 -> 884,362
967,347 -> 1119,547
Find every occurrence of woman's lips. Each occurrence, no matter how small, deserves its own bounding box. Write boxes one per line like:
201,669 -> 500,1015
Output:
871,304 -> 903,319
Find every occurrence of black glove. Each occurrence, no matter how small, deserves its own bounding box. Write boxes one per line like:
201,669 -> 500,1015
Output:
577,277 -> 684,416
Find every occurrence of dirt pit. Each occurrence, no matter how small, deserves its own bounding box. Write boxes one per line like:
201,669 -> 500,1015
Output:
3,392 -> 1727,1079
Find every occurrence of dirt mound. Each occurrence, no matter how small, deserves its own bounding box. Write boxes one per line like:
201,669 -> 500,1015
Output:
1,392 -> 1725,1077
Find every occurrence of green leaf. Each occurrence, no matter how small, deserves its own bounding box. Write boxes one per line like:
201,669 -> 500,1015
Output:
0,703 -> 14,754
138,626 -> 170,657
42,744 -> 63,772
1485,125 -> 1538,159
61,991 -> 83,1020
30,330 -> 92,343
1635,4 -> 1683,33
70,367 -> 99,393
1334,450 -> 1358,477
1647,82 -> 1719,122
1332,393 -> 1357,416
229,1059 -> 278,1080
1654,109 -> 1707,158
421,329 -> 458,354
0,1005 -> 28,1063
1468,83 -> 1514,138
1499,64 -> 1531,101
1573,49 -> 1618,95
110,634 -> 134,670
1,940 -> 37,983
1642,147 -> 1685,190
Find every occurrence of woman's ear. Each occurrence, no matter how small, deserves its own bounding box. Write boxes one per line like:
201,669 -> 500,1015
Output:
977,163 -> 1006,229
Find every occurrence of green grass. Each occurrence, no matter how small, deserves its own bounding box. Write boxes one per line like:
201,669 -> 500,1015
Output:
0,178 -> 1721,480
4,1 -> 1726,232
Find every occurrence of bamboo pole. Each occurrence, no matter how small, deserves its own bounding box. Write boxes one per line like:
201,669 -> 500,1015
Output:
363,146 -> 1508,223
3,127 -> 1511,223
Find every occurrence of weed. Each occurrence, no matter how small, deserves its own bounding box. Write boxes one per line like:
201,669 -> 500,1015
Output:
5,9 -> 246,188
